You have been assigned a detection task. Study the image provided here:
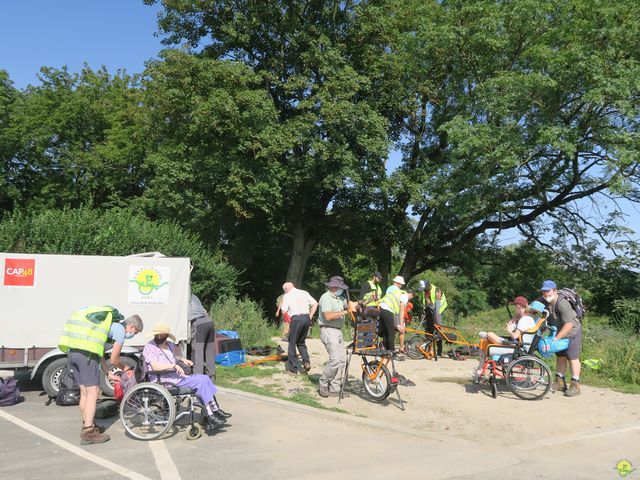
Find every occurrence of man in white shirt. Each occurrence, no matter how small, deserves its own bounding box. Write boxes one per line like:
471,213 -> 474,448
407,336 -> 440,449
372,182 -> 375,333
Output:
280,282 -> 318,374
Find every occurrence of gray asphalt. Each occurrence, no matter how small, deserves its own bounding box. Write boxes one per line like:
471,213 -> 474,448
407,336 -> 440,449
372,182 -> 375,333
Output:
0,384 -> 638,480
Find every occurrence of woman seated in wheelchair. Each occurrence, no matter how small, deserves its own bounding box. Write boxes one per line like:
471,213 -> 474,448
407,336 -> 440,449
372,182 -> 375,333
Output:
143,322 -> 231,430
473,297 -> 544,380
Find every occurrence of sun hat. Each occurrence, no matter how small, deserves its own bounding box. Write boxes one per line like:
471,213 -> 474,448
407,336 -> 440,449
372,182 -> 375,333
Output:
391,275 -> 406,285
325,276 -> 349,290
529,300 -> 547,314
147,322 -> 176,342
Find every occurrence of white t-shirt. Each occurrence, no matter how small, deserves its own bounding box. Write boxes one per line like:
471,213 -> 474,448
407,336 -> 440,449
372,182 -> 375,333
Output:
280,288 -> 318,316
515,315 -> 535,333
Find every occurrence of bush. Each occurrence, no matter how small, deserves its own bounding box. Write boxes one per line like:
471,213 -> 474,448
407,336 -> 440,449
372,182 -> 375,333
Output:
611,298 -> 640,333
208,296 -> 279,347
0,207 -> 238,305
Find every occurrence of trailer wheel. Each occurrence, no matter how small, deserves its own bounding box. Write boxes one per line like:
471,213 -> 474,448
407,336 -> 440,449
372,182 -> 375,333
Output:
100,356 -> 138,397
42,357 -> 69,398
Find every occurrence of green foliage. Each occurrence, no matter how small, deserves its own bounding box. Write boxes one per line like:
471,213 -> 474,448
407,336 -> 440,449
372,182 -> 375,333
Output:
611,299 -> 640,334
354,0 -> 640,280
3,66 -> 148,214
140,50 -> 283,235
208,296 -> 279,347
581,319 -> 640,393
145,0 -> 389,287
0,207 -> 237,304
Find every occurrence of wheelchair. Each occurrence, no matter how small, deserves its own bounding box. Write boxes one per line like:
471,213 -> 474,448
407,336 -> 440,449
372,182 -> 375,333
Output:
476,318 -> 552,400
119,370 -> 209,441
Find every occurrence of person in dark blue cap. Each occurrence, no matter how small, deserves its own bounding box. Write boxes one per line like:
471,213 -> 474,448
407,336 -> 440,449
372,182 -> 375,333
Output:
541,280 -> 582,397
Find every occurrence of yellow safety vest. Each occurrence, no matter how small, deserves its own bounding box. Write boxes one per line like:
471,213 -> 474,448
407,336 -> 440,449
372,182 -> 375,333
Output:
423,285 -> 448,314
363,280 -> 382,307
59,306 -> 116,357
380,288 -> 402,315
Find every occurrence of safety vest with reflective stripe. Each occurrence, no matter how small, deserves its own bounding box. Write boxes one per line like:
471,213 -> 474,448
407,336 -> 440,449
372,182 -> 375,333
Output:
380,288 -> 402,315
58,306 -> 115,356
363,280 -> 382,307
423,285 -> 448,314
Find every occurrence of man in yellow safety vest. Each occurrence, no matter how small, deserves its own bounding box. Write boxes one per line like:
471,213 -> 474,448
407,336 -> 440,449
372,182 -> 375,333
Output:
360,271 -> 383,310
59,306 -> 143,445
418,280 -> 448,356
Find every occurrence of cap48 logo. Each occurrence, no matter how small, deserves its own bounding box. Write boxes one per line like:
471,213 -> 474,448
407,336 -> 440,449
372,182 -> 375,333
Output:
3,258 -> 36,286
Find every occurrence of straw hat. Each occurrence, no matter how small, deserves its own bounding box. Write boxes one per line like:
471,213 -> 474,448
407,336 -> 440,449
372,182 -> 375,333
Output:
147,322 -> 176,342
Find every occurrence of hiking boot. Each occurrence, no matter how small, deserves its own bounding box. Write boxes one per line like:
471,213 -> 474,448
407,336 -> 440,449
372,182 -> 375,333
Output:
552,376 -> 567,393
318,384 -> 330,398
79,423 -> 105,437
80,426 -> 110,445
303,362 -> 311,373
565,380 -> 581,397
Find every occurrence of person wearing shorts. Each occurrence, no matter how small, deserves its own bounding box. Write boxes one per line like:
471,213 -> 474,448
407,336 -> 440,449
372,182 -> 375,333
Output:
541,280 -> 583,397
61,308 -> 143,445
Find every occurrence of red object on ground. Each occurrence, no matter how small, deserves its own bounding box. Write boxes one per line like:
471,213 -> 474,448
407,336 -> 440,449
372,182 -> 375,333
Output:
113,380 -> 124,402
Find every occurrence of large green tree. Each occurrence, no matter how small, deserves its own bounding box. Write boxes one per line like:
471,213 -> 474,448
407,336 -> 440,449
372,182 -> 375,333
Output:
144,0 -> 388,286
363,0 -> 640,279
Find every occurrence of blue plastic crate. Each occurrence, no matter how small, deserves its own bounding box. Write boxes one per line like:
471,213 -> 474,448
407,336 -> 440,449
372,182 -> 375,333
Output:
215,350 -> 245,366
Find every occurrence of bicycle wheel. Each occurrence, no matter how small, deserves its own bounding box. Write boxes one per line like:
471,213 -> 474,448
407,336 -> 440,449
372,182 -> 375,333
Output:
406,335 -> 427,359
506,356 -> 551,400
361,360 -> 392,402
120,383 -> 176,440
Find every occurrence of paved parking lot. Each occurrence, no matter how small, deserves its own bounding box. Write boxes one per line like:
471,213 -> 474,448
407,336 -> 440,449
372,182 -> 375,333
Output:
1,383 -> 638,480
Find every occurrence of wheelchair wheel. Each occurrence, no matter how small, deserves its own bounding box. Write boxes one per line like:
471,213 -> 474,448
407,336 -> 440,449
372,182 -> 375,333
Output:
406,335 -> 426,359
489,374 -> 497,398
120,383 -> 176,440
506,356 -> 551,400
361,360 -> 392,402
186,423 -> 202,441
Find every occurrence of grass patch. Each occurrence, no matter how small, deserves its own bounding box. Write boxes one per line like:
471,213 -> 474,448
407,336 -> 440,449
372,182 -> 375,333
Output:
216,365 -> 348,413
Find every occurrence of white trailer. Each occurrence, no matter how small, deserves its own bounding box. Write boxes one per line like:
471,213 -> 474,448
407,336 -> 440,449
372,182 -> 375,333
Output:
0,252 -> 192,396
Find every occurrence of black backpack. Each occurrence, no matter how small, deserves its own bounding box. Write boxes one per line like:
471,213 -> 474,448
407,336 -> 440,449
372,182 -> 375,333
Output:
54,368 -> 81,406
0,377 -> 20,407
558,288 -> 586,321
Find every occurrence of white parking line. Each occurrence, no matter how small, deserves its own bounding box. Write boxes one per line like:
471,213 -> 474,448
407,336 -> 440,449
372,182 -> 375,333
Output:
535,423 -> 640,447
0,409 -> 155,480
148,440 -> 182,480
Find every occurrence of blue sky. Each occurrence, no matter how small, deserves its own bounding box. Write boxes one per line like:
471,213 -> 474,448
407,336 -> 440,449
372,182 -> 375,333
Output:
1,1 -> 638,255
1,0 -> 164,89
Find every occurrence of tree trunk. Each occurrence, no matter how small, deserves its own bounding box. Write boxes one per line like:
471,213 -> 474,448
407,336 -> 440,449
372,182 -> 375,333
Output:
285,223 -> 316,286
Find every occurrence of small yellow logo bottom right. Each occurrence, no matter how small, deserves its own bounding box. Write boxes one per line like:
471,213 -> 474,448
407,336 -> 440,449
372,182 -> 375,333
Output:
616,460 -> 636,477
